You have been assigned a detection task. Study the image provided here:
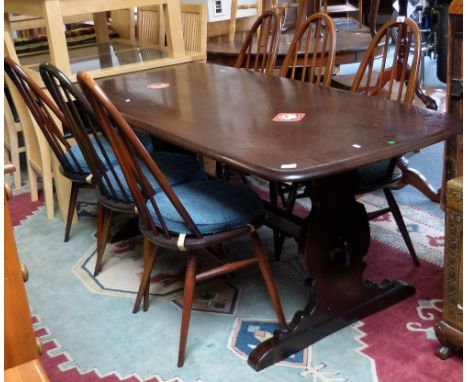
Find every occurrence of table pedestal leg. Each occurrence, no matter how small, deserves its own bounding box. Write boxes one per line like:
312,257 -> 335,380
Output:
248,172 -> 415,371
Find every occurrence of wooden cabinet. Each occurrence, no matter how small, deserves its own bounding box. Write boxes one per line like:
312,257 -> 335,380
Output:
441,0 -> 463,207
435,177 -> 463,359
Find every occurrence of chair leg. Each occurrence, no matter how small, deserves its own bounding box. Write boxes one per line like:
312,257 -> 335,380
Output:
64,182 -> 79,242
383,188 -> 420,267
42,159 -> 54,219
133,237 -> 158,313
269,181 -> 283,261
28,162 -> 39,202
94,203 -> 114,276
271,182 -> 298,261
178,251 -> 197,368
398,158 -> 439,203
251,231 -> 286,327
8,128 -> 22,190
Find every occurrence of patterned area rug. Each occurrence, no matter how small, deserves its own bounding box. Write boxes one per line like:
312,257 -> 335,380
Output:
10,184 -> 462,382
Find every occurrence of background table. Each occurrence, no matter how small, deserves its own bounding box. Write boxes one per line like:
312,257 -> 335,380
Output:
207,21 -> 377,68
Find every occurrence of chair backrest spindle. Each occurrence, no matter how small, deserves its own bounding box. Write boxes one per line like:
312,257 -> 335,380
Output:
39,62 -> 134,202
235,11 -> 281,75
351,17 -> 421,105
4,57 -> 84,174
279,13 -> 336,86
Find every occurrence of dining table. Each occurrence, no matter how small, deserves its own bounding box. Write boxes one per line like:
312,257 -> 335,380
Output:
96,62 -> 462,370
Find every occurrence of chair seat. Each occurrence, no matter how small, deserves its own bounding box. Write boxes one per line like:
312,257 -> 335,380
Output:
147,180 -> 265,235
356,159 -> 402,191
65,133 -> 153,174
103,151 -> 206,202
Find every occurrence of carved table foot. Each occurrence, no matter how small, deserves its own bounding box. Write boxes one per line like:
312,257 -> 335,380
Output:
248,279 -> 414,370
249,172 -> 416,371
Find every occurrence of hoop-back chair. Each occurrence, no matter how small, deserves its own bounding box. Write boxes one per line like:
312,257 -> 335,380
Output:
77,70 -> 286,367
4,57 -> 93,242
235,10 -> 281,75
349,17 -> 422,266
270,13 -> 336,259
39,62 -> 206,276
279,12 -> 336,85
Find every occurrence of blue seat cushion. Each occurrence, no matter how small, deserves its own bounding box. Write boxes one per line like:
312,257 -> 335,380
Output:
356,159 -> 399,189
65,132 -> 153,174
146,180 -> 265,235
102,151 -> 206,202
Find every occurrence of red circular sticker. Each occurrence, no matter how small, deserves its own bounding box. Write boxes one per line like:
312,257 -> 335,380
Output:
147,82 -> 170,89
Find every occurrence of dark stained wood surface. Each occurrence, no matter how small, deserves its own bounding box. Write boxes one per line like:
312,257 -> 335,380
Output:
208,29 -> 375,66
208,19 -> 376,66
97,63 -> 462,183
95,62 -> 462,370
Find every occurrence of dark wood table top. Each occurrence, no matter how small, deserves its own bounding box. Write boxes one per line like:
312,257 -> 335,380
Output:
97,63 -> 462,182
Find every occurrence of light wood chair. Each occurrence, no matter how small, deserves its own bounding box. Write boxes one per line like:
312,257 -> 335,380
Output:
180,4 -> 208,55
4,88 -> 26,190
78,70 -> 286,368
137,4 -> 207,55
111,8 -> 136,41
229,0 -> 262,42
4,71 -> 55,219
137,6 -> 164,45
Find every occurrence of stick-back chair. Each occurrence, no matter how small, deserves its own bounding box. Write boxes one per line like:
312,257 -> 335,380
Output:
39,62 -> 206,276
4,57 -> 93,241
350,17 -> 423,266
77,70 -> 286,367
235,10 -> 281,75
279,12 -> 336,86
351,17 -> 421,103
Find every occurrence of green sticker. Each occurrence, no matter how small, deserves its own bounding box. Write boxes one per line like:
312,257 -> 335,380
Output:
388,140 -> 396,145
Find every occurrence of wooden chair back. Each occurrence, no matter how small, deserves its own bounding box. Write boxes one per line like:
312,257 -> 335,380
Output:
3,57 -> 83,174
137,4 -> 207,55
235,10 -> 281,75
77,71 -> 203,239
181,4 -> 208,54
350,17 -> 421,105
39,62 -> 133,203
279,13 -> 336,86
